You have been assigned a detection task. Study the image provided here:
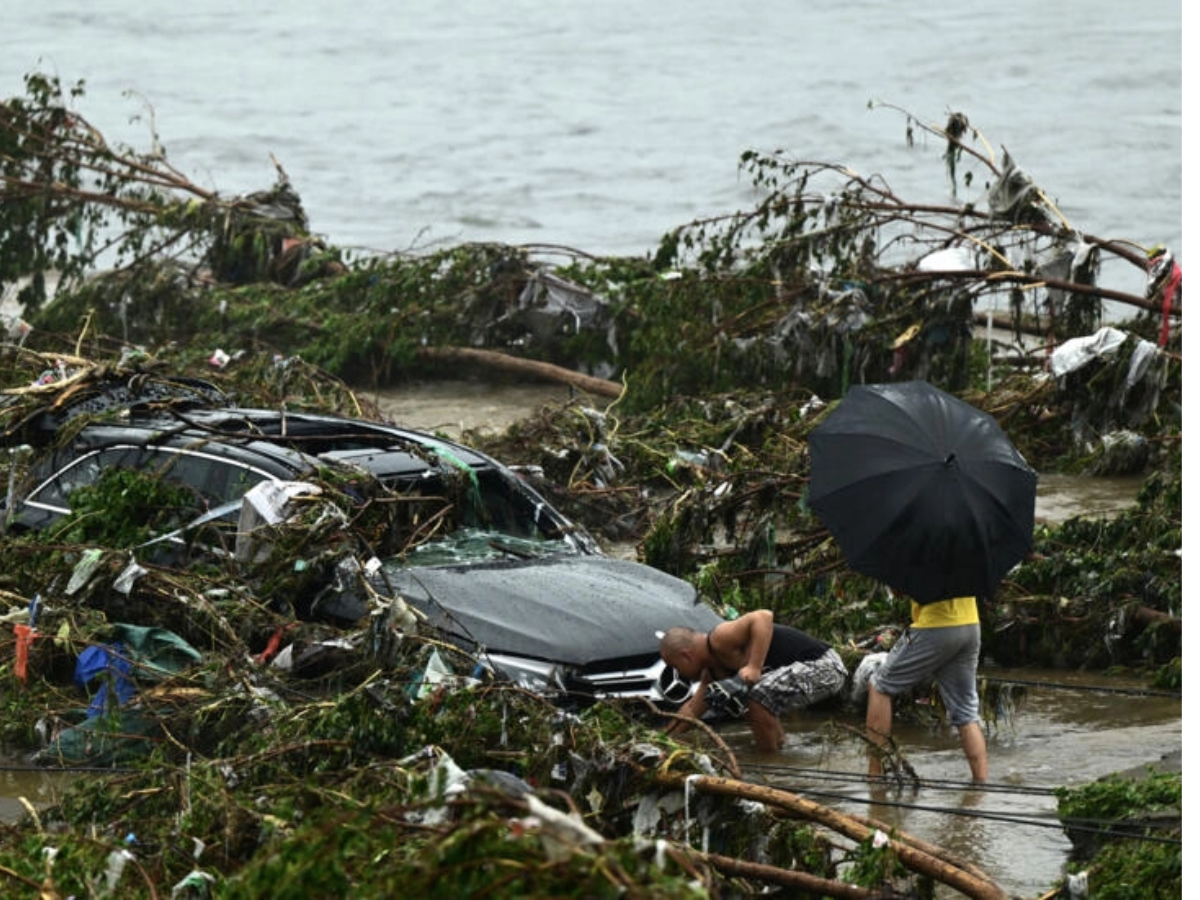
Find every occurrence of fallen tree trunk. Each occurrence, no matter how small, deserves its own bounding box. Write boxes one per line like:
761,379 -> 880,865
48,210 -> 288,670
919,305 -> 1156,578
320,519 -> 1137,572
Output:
1132,605 -> 1181,634
660,773 -> 1009,900
704,853 -> 880,898
416,346 -> 624,398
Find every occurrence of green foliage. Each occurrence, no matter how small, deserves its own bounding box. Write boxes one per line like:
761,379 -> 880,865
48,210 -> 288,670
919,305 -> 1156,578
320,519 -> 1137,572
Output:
1056,771 -> 1180,825
1151,657 -> 1181,690
843,831 -> 926,895
1056,771 -> 1182,900
0,676 -> 59,747
0,73 -> 191,310
765,821 -> 838,879
48,466 -> 201,548
996,462 -> 1182,669
1,73 -> 109,309
1065,838 -> 1182,900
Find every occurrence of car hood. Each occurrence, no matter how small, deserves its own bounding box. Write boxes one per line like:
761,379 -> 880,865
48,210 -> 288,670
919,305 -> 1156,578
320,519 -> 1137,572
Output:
382,554 -> 722,665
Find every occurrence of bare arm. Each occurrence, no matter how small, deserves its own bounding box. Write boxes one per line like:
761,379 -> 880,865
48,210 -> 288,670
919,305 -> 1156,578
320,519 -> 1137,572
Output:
710,609 -> 774,685
664,670 -> 711,737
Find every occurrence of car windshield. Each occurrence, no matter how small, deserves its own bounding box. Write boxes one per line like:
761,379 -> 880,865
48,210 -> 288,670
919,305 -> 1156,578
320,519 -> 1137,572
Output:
398,527 -> 578,566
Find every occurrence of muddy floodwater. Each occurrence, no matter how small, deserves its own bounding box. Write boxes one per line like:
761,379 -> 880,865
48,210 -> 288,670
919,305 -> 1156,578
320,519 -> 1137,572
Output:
0,381 -> 1174,897
727,671 -> 1181,898
0,673 -> 1181,896
367,380 -> 1146,526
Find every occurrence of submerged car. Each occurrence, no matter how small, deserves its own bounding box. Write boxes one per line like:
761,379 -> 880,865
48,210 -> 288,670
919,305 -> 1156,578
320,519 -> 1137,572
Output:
1,382 -> 720,706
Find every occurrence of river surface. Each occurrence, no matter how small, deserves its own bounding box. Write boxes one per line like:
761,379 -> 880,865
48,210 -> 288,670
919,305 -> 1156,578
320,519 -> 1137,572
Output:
1,0 -> 1182,313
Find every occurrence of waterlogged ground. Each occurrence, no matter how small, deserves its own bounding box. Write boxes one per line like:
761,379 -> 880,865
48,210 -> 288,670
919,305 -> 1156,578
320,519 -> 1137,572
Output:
0,381 -> 1171,897
1,666 -> 1181,896
726,669 -> 1181,898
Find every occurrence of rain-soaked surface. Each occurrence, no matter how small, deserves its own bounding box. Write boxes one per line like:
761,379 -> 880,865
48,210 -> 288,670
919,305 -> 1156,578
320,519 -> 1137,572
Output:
1,669 -> 1181,896
0,382 -> 1173,897
725,670 -> 1181,897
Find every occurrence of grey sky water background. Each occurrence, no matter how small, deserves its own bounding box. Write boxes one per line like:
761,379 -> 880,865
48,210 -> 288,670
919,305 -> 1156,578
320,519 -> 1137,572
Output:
2,0 -> 1183,272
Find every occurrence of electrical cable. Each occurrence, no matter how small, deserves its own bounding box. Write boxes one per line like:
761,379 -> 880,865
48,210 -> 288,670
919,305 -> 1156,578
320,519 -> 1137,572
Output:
736,763 -> 1180,846
979,676 -> 1180,699
744,762 -> 1060,797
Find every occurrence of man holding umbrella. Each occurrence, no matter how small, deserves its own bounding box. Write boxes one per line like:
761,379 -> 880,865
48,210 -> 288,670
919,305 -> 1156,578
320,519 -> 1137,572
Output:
808,380 -> 1037,783
865,594 -> 988,781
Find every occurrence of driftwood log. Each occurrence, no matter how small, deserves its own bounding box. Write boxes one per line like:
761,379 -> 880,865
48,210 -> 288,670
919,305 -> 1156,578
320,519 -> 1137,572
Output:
659,772 -> 1009,900
1132,605 -> 1182,634
416,346 -> 623,398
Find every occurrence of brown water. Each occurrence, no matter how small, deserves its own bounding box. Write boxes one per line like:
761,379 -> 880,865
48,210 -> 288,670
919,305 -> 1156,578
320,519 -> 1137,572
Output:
724,670 -> 1182,898
1,671 -> 1180,896
367,380 -> 1146,525
0,381 -> 1172,897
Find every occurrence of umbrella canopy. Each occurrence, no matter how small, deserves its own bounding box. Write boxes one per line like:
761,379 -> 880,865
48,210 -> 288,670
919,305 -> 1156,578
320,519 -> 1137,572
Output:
808,380 -> 1037,604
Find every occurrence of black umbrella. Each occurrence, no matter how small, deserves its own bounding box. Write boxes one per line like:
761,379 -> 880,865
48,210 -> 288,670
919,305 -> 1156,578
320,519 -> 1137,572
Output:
807,380 -> 1037,604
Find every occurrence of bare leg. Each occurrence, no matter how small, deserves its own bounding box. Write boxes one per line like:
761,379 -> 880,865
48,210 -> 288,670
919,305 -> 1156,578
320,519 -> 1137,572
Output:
865,683 -> 893,776
957,720 -> 988,782
746,702 -> 785,752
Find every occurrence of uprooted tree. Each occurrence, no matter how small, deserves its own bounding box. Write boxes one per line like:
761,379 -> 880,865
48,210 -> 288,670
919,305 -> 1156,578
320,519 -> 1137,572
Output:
0,66 -> 1182,675
1,74 -> 1181,404
0,71 -> 1182,900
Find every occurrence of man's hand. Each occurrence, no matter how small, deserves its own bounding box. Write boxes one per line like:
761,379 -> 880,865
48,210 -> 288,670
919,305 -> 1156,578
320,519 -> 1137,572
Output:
738,663 -> 762,685
703,675 -> 749,720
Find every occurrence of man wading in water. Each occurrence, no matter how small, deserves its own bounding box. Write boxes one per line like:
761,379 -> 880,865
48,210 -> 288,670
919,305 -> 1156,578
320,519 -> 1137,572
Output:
658,609 -> 847,751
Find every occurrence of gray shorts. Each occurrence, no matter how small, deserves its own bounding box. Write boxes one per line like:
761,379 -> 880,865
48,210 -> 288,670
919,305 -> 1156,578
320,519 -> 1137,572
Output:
750,648 -> 848,717
870,625 -> 981,726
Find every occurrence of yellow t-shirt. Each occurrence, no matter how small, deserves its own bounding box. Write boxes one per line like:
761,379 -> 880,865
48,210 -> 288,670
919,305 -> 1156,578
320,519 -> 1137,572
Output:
910,596 -> 979,628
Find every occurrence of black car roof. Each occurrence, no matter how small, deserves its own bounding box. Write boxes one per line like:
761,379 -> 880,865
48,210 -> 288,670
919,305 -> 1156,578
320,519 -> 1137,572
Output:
56,407 -> 500,484
184,408 -> 494,466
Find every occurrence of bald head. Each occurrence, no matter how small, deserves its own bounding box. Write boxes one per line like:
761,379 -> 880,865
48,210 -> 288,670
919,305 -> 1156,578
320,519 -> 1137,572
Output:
659,626 -> 708,680
659,627 -> 700,658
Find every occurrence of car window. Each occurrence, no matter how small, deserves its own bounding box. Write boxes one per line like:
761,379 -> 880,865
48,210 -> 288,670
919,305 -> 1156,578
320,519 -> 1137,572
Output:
29,446 -> 273,518
31,451 -> 106,508
451,468 -> 553,539
149,450 -> 269,509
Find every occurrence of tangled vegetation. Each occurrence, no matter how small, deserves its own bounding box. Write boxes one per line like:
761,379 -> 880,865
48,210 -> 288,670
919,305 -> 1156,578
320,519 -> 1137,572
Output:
1055,769 -> 1182,900
0,73 -> 1182,897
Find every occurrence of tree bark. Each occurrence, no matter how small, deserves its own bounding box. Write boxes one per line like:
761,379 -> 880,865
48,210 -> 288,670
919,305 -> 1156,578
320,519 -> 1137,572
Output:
416,346 -> 623,398
703,853 -> 880,898
660,773 -> 1010,900
1132,605 -> 1182,634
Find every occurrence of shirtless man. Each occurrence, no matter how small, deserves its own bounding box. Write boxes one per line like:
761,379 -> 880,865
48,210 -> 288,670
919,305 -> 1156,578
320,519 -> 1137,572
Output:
658,609 -> 847,751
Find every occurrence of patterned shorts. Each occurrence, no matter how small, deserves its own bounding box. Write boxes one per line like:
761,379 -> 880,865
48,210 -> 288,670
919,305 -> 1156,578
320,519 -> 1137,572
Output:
749,648 -> 848,717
